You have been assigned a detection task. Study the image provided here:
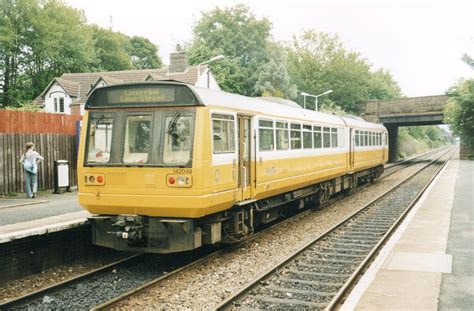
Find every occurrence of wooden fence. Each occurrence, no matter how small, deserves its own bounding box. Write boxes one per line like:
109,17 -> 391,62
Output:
0,111 -> 82,196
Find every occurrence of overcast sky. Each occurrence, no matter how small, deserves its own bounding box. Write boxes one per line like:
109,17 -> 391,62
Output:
65,0 -> 473,97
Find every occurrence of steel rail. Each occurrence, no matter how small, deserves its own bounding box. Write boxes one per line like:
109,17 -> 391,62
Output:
0,253 -> 144,310
94,147 -> 452,310
324,148 -> 456,310
214,146 -> 455,310
1,146 -> 450,310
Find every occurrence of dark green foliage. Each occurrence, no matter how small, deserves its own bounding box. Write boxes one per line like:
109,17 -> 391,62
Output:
445,79 -> 474,146
287,30 -> 401,113
0,0 -> 162,107
129,36 -> 162,69
188,4 -> 272,96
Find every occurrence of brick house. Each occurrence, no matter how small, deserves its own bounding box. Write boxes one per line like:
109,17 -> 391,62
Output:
33,51 -> 220,115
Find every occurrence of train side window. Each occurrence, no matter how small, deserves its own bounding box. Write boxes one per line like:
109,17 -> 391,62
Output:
276,121 -> 289,150
369,132 -> 373,147
371,132 -> 375,146
290,123 -> 302,149
303,124 -> 312,149
323,127 -> 331,148
331,128 -> 338,148
379,133 -> 382,146
364,131 -> 369,147
313,126 -> 322,148
123,115 -> 152,163
355,130 -> 359,147
338,128 -> 345,148
259,119 -> 274,151
163,114 -> 193,165
212,114 -> 235,154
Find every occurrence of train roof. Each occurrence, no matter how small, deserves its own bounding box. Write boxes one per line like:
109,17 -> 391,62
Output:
190,85 -> 386,130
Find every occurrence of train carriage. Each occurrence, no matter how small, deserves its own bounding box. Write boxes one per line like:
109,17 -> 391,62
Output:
78,82 -> 388,253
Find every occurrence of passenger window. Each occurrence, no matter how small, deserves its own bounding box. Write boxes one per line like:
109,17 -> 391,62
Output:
123,115 -> 152,163
331,128 -> 338,148
323,127 -> 331,148
290,123 -> 302,149
364,131 -> 369,147
313,126 -> 322,148
259,119 -> 274,151
163,114 -> 193,164
276,121 -> 289,150
355,130 -> 360,147
338,128 -> 345,148
212,114 -> 235,154
303,124 -> 312,149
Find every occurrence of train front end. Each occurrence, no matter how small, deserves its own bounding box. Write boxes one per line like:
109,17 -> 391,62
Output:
78,82 -> 215,253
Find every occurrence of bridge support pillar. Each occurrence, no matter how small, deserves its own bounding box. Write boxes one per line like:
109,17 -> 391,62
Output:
385,124 -> 398,163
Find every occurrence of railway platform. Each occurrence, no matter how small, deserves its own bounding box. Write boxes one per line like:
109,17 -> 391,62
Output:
342,155 -> 473,310
0,191 -> 88,243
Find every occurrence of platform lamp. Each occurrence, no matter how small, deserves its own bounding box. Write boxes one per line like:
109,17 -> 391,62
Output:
198,55 -> 225,88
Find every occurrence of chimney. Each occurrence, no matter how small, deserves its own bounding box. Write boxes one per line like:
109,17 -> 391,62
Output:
169,44 -> 188,73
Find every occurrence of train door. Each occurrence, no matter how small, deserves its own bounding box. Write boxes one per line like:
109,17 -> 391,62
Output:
237,115 -> 252,201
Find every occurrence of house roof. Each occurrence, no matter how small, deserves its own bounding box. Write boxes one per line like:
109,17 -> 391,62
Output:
34,64 -> 209,105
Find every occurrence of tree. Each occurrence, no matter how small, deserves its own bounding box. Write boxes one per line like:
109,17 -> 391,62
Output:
129,36 -> 162,69
255,58 -> 297,99
24,0 -> 96,97
0,0 -> 39,106
287,29 -> 401,113
90,26 -> 133,71
445,78 -> 474,147
188,4 -> 272,96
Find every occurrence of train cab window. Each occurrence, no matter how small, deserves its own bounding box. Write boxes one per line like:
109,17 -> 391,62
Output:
313,126 -> 322,148
123,115 -> 152,163
355,130 -> 360,147
259,119 -> 274,151
212,114 -> 235,154
331,128 -> 338,148
303,124 -> 312,149
86,113 -> 114,163
163,114 -> 193,165
290,123 -> 302,149
323,127 -> 331,148
276,121 -> 289,150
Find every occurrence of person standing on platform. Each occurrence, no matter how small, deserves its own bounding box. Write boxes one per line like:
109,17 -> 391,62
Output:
19,142 -> 44,198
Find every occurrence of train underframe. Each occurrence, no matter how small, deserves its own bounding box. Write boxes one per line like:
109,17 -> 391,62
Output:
89,165 -> 384,254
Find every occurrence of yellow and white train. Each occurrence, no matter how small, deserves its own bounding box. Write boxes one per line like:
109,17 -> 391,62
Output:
78,82 -> 388,253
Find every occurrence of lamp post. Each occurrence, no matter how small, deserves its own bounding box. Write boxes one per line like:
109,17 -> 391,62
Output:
300,90 -> 333,111
198,55 -> 225,88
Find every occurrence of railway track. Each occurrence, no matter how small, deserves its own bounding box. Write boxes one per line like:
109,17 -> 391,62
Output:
0,147 -> 452,310
215,147 -> 455,310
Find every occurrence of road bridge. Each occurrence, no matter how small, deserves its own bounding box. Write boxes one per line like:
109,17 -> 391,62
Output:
359,95 -> 448,162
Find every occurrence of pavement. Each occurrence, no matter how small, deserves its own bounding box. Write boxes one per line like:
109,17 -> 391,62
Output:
341,155 -> 474,310
0,190 -> 90,243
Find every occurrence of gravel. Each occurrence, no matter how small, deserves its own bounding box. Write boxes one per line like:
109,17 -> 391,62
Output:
115,150 -> 450,309
0,251 -> 128,302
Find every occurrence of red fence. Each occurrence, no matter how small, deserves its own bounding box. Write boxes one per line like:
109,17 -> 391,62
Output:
0,110 -> 81,134
0,111 -> 82,195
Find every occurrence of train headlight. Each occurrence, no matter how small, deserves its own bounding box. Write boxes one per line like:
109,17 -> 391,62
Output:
177,176 -> 186,186
166,175 -> 192,187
